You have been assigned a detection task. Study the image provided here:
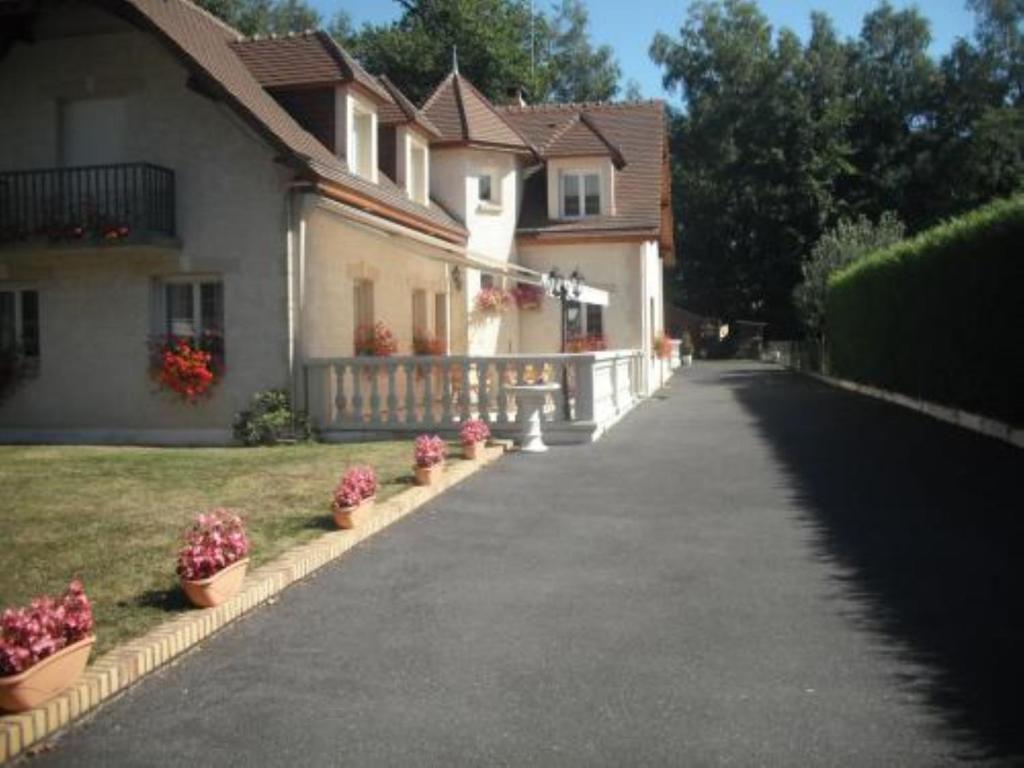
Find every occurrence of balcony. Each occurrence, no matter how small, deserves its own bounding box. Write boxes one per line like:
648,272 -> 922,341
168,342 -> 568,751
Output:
0,163 -> 177,250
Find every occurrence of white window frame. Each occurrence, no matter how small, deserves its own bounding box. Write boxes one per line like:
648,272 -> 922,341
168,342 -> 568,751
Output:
349,101 -> 376,182
153,276 -> 224,343
560,171 -> 601,218
408,138 -> 428,205
0,286 -> 41,361
475,171 -> 502,212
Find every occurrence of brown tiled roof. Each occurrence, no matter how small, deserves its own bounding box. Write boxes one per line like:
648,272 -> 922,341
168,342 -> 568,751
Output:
545,113 -> 626,168
112,0 -> 465,241
375,75 -> 442,139
230,31 -> 390,101
421,72 -> 535,152
499,100 -> 674,262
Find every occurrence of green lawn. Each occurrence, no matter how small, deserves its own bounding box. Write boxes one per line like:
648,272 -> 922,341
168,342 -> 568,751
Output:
0,441 -> 435,656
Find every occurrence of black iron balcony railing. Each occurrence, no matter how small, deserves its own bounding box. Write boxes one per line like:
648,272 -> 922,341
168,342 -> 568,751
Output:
0,163 -> 176,247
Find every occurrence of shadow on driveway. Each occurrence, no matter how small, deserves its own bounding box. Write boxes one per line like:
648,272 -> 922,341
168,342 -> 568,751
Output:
710,364 -> 1024,762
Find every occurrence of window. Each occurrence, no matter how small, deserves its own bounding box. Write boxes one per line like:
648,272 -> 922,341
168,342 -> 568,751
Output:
477,175 -> 492,203
0,289 -> 40,361
409,142 -> 428,204
561,172 -> 600,217
480,273 -> 494,290
586,304 -> 603,337
350,106 -> 375,180
354,279 -> 374,329
434,293 -> 447,341
158,279 -> 224,358
412,289 -> 427,337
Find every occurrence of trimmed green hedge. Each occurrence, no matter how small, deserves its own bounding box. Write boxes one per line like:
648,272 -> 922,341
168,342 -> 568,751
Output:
826,195 -> 1024,425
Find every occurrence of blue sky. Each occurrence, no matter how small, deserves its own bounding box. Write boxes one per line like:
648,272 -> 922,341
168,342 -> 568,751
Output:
317,1 -> 977,105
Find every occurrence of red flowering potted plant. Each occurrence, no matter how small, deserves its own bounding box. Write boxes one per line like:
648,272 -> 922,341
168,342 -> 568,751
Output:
511,283 -> 544,310
565,333 -> 608,352
412,330 -> 446,356
0,580 -> 95,712
150,334 -> 222,403
475,287 -> 512,315
354,322 -> 398,357
331,465 -> 379,529
176,509 -> 250,608
413,434 -> 446,485
459,419 -> 491,460
652,332 -> 672,360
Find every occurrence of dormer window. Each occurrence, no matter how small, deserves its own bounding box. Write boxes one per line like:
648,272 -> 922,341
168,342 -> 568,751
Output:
407,134 -> 428,205
351,108 -> 374,179
562,172 -> 600,217
342,89 -> 378,183
477,175 -> 492,203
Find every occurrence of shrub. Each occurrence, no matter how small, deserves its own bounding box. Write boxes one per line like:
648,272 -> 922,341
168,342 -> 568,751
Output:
176,509 -> 250,581
332,465 -> 378,511
354,322 -> 398,357
414,435 -> 446,468
459,419 -> 491,446
0,581 -> 94,676
826,195 -> 1024,424
679,330 -> 695,355
233,389 -> 312,446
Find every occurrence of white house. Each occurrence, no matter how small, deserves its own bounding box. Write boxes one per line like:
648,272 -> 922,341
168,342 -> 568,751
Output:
0,0 -> 675,445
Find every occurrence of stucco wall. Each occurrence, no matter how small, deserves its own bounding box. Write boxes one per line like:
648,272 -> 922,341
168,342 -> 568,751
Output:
302,199 -> 450,359
431,147 -> 523,355
0,10 -> 291,437
517,241 -> 645,354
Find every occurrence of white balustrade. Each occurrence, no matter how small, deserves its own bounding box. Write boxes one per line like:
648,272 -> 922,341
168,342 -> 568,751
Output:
304,350 -> 645,441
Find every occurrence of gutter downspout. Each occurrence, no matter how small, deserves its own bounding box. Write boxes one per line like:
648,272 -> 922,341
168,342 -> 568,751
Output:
286,181 -> 313,413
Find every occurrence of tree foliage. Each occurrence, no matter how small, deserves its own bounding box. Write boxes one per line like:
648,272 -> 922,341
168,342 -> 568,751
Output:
653,0 -> 1024,336
793,212 -> 905,342
195,0 -> 320,36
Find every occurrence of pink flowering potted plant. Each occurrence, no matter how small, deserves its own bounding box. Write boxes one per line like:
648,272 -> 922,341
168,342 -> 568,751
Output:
331,465 -> 378,529
413,434 -> 447,485
459,419 -> 491,460
176,509 -> 251,608
0,580 -> 95,712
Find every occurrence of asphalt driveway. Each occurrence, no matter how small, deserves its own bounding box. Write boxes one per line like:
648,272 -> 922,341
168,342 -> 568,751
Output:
32,362 -> 1024,766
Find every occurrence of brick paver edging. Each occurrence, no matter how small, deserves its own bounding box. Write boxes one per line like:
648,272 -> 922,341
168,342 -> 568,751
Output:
0,444 -> 508,763
799,371 -> 1023,450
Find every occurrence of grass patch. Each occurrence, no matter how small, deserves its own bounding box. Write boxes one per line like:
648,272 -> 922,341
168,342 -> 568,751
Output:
0,441 -> 434,656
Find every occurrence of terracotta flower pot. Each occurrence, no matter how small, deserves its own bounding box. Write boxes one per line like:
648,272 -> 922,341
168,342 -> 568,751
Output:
414,463 -> 442,486
0,635 -> 95,712
333,496 -> 375,529
464,440 -> 485,460
180,557 -> 250,608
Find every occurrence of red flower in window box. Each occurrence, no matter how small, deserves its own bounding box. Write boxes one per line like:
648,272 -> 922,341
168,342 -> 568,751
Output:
150,334 -> 222,403
354,323 -> 398,357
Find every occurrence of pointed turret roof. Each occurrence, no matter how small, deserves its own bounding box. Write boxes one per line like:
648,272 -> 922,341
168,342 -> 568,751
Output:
421,71 -> 536,153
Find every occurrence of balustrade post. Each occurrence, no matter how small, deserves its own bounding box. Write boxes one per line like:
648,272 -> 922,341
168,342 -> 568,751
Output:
404,361 -> 416,425
575,355 -> 595,422
386,362 -> 399,424
334,363 -> 348,424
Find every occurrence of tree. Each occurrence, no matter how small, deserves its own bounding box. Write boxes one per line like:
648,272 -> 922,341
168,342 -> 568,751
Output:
350,0 -> 551,105
793,212 -> 904,365
548,0 -> 621,102
194,0 -> 320,36
623,79 -> 643,100
652,0 -> 843,335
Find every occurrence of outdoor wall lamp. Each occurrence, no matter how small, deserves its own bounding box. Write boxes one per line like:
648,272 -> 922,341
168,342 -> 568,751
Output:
451,265 -> 462,292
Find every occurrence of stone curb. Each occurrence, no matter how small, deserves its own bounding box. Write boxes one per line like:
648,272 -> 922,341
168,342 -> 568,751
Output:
0,444 -> 508,764
799,371 -> 1023,450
